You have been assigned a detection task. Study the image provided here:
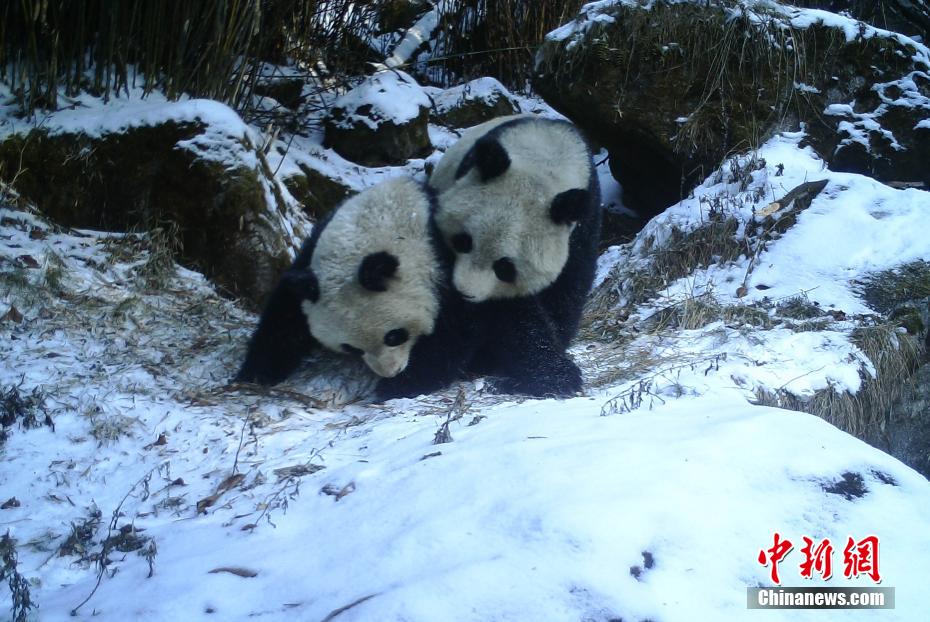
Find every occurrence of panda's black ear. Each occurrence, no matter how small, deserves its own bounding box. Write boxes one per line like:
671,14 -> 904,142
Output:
282,269 -> 319,303
359,251 -> 399,292
474,136 -> 510,181
550,189 -> 589,225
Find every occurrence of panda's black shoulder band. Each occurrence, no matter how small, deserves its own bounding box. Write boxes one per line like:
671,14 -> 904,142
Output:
282,269 -> 319,303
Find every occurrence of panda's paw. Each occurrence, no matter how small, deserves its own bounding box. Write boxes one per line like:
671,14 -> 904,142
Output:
374,377 -> 423,402
485,363 -> 582,398
233,362 -> 286,386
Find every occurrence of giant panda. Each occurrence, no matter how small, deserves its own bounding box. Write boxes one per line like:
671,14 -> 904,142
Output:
235,177 -> 473,400
428,114 -> 602,397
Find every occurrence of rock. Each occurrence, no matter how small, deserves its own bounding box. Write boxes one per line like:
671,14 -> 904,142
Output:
253,77 -> 305,110
378,0 -> 433,34
324,70 -> 432,166
0,104 -> 304,308
426,77 -> 521,128
282,161 -> 355,221
858,262 -> 930,478
793,1 -> 930,42
534,0 -> 930,217
882,358 -> 930,479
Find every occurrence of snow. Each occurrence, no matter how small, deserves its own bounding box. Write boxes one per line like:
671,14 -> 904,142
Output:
3,45 -> 930,622
608,132 -> 930,318
1,95 -> 258,170
423,77 -> 519,120
330,70 -> 430,130
594,149 -> 627,215
4,125 -> 930,619
384,9 -> 440,70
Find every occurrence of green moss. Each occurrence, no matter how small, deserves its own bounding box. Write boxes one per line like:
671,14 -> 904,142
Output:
284,164 -> 354,221
0,124 -> 289,308
890,306 -> 925,336
861,261 -> 930,314
432,93 -> 520,129
534,0 -> 927,213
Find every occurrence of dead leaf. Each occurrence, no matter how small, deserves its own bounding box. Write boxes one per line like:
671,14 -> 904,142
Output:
2,305 -> 23,323
1,497 -> 20,509
736,286 -> 748,298
320,482 -> 356,501
208,566 -> 258,578
17,254 -> 39,268
274,463 -> 325,481
29,229 -> 47,240
197,473 -> 246,514
757,201 -> 782,218
144,433 -> 168,450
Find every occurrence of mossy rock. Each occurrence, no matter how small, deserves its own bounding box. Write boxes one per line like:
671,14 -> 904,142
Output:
890,306 -> 926,336
534,0 -> 930,216
0,123 -> 292,308
428,78 -> 521,129
283,163 -> 355,221
793,0 -> 930,42
325,106 -> 432,166
253,78 -> 305,110
860,260 -> 930,314
324,71 -> 433,166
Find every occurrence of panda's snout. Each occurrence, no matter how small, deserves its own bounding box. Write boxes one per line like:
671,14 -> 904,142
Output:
364,352 -> 408,378
453,262 -> 496,302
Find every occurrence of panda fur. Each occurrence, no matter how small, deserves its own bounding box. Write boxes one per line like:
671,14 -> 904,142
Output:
235,177 -> 473,400
429,115 -> 602,397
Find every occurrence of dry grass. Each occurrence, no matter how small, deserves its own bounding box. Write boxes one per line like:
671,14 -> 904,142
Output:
584,212 -> 744,340
431,0 -> 586,89
133,223 -> 182,291
0,534 -> 35,622
0,0 -> 381,115
755,324 -> 923,438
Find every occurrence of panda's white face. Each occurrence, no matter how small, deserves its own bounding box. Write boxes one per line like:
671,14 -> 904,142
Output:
435,184 -> 575,300
431,116 -> 593,301
301,178 -> 440,378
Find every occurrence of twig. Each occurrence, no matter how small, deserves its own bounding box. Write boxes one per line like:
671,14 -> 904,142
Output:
71,463 -> 165,616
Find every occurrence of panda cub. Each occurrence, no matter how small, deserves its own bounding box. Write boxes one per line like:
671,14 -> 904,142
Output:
235,177 -> 470,399
429,114 -> 601,397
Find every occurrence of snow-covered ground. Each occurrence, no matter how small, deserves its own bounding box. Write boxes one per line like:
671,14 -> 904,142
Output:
2,79 -> 930,621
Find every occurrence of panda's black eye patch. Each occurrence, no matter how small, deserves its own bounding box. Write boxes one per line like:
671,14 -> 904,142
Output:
341,343 -> 363,356
493,257 -> 517,283
383,328 -> 409,347
358,251 -> 399,292
451,233 -> 473,254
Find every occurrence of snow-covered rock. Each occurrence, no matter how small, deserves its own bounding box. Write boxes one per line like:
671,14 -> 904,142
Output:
425,77 -> 521,128
534,0 -> 930,216
0,98 -> 311,307
324,70 -> 432,166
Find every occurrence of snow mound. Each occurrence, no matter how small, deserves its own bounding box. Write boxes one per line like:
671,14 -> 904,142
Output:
329,70 -> 430,130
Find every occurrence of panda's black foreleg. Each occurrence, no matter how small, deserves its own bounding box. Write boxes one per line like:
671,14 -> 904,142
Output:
375,343 -> 464,401
235,279 -> 315,385
475,299 -> 583,398
375,310 -> 475,401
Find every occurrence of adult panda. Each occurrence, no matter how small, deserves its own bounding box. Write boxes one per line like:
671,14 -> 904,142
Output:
429,114 -> 601,397
235,177 -> 473,400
